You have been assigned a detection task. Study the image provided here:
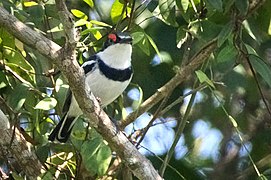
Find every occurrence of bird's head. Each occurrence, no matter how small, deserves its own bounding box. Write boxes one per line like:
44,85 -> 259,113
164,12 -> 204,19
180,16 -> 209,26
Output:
98,32 -> 133,69
103,32 -> 132,49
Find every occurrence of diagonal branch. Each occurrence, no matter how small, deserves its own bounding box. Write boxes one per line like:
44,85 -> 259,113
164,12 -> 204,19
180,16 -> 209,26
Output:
0,4 -> 162,180
119,0 -> 267,130
119,39 -> 217,129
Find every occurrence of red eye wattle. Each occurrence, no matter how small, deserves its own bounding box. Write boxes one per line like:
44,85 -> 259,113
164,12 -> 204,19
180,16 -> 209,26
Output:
108,33 -> 117,42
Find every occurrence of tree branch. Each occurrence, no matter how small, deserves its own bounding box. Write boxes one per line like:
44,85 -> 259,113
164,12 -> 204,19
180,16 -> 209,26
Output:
119,39 -> 217,129
119,0 -> 267,129
0,4 -> 162,180
0,109 -> 43,179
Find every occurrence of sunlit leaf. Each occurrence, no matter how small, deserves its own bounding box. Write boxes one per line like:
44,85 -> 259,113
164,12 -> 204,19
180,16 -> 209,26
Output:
23,1 -> 38,7
195,70 -> 215,89
176,27 -> 187,48
155,0 -> 178,27
1,29 -> 15,49
74,19 -> 89,27
176,0 -> 191,23
243,20 -> 257,41
90,20 -> 112,27
3,46 -> 35,73
47,24 -> 63,33
83,0 -> 94,8
111,0 -> 130,24
229,115 -> 238,128
96,144 -> 112,176
71,9 -> 88,20
34,97 -> 57,110
137,35 -> 150,56
81,27 -> 105,36
15,39 -> 26,57
81,138 -> 103,175
0,71 -> 8,89
5,62 -> 35,84
176,0 -> 189,13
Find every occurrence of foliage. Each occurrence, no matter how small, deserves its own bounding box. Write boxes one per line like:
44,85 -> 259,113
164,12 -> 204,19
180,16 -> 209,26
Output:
1,0 -> 271,179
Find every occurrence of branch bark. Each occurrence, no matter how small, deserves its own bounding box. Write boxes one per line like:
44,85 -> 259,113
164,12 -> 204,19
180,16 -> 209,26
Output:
0,4 -> 162,180
0,109 -> 43,179
119,39 -> 217,129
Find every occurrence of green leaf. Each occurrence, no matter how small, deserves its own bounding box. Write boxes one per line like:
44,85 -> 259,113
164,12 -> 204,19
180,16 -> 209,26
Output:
217,44 -> 238,63
81,27 -> 105,36
23,1 -> 38,7
71,118 -> 87,141
131,32 -> 145,45
175,0 -> 191,22
3,46 -> 34,73
243,20 -> 257,41
111,0 -> 130,24
217,22 -> 234,47
176,27 -> 187,48
0,71 -> 8,89
71,9 -> 88,20
81,138 -> 103,160
176,0 -> 190,13
155,0 -> 178,27
235,0 -> 249,15
81,138 -> 103,175
195,70 -> 215,89
146,34 -> 160,56
96,144 -> 112,176
5,62 -> 35,84
224,0 -> 235,14
205,0 -> 223,12
36,145 -> 50,163
249,55 -> 271,88
34,97 -> 57,110
137,35 -> 150,56
90,20 -> 112,27
7,83 -> 30,111
39,171 -> 54,180
74,19 -> 89,27
83,0 -> 94,8
0,28 -> 15,49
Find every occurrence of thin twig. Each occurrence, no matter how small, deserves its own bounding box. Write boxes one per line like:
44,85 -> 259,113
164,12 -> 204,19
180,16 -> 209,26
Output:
120,39 -> 218,129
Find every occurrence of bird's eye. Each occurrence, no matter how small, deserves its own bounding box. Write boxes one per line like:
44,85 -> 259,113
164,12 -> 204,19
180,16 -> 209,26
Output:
108,33 -> 117,43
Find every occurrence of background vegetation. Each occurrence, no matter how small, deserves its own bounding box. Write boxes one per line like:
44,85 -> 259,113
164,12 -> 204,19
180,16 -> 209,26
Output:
0,0 -> 271,179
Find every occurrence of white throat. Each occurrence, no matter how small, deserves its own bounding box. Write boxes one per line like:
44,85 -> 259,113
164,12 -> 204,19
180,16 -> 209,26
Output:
97,43 -> 132,69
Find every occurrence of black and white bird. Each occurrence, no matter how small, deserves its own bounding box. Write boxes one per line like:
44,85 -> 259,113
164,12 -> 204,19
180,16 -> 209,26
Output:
49,32 -> 133,142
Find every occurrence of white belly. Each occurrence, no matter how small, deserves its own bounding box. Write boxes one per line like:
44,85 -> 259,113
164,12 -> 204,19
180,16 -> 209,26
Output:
68,69 -> 132,117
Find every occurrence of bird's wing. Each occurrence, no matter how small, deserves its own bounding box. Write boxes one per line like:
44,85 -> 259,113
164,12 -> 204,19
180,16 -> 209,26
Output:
82,55 -> 98,75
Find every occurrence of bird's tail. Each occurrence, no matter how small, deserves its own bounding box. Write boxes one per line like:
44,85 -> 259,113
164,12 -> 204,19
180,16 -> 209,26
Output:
48,113 -> 78,143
